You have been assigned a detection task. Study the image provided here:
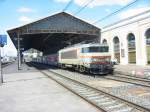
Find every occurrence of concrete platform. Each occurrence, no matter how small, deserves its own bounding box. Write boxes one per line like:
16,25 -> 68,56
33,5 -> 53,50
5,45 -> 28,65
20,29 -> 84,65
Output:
2,61 -> 38,74
0,63 -> 100,112
114,64 -> 150,79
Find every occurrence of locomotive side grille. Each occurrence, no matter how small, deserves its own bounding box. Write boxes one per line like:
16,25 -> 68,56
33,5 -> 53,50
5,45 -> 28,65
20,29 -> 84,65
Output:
61,49 -> 78,59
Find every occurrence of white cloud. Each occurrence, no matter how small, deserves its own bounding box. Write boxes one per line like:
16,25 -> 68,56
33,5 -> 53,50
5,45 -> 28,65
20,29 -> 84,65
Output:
18,16 -> 32,23
119,7 -> 150,19
17,7 -> 36,13
55,0 -> 134,7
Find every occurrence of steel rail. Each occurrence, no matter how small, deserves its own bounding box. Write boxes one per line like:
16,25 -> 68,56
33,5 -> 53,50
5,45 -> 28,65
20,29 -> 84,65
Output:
114,71 -> 150,80
41,71 -> 106,112
40,69 -> 150,112
104,74 -> 150,88
30,62 -> 106,111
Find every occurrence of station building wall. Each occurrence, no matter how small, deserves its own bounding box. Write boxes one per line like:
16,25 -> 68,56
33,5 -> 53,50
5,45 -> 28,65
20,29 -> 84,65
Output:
101,13 -> 150,66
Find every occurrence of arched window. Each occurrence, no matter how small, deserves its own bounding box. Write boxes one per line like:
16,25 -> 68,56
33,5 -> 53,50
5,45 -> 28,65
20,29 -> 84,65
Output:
102,39 -> 107,44
127,33 -> 136,64
145,28 -> 150,64
113,36 -> 120,63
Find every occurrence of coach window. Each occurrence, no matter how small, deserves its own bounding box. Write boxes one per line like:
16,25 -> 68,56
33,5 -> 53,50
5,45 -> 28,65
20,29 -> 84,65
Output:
82,47 -> 88,53
146,28 -> 150,64
113,36 -> 120,63
102,39 -> 107,44
127,33 -> 136,64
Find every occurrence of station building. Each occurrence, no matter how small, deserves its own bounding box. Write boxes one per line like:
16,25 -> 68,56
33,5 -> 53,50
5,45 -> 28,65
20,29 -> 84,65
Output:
7,12 -> 100,68
101,10 -> 150,66
8,11 -> 150,66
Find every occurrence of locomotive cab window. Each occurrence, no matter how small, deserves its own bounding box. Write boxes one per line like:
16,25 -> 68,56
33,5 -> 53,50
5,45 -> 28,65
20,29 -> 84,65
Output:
82,46 -> 109,53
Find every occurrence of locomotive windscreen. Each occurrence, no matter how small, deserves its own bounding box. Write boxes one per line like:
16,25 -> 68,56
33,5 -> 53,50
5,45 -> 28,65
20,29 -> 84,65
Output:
82,46 -> 109,53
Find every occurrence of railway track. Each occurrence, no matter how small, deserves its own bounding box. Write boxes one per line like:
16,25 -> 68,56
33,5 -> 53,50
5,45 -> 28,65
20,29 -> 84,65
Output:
104,74 -> 150,88
40,69 -> 150,112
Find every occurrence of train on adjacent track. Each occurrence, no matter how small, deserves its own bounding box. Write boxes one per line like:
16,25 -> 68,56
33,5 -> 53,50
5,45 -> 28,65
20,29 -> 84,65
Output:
32,43 -> 114,74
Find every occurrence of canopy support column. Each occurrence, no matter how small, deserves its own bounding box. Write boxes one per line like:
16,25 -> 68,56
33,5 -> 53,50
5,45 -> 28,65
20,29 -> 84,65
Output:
17,33 -> 21,70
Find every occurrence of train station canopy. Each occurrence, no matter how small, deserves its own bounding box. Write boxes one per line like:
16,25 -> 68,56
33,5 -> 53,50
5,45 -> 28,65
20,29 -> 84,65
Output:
7,12 -> 100,55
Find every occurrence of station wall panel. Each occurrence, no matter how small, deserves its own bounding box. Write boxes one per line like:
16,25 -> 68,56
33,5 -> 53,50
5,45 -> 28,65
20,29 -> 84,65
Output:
61,50 -> 78,59
114,53 -> 120,63
128,51 -> 136,63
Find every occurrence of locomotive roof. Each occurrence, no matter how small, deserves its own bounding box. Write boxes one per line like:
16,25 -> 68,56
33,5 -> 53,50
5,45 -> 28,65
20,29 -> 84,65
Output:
59,43 -> 108,52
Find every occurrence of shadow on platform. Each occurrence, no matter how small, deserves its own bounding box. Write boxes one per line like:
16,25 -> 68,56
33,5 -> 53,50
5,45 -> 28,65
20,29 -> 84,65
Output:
26,62 -> 58,70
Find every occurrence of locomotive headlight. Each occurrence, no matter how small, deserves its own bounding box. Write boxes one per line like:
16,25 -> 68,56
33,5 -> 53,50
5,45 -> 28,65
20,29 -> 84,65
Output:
92,58 -> 97,62
92,58 -> 102,62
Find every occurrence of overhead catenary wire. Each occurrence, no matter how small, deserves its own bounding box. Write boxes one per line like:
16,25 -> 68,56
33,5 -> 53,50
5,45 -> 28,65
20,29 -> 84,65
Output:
93,0 -> 140,24
74,0 -> 95,15
103,9 -> 150,29
62,0 -> 74,12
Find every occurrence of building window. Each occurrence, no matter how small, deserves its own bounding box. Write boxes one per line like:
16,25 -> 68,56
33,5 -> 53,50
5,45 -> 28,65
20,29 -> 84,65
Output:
127,33 -> 136,64
102,39 -> 107,44
113,36 -> 120,63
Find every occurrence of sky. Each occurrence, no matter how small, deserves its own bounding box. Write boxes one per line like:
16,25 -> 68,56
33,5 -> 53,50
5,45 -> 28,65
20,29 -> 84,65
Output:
0,0 -> 150,57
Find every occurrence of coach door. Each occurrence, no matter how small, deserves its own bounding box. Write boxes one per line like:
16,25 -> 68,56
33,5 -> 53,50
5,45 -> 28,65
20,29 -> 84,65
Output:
146,29 -> 150,64
127,33 -> 136,64
113,37 -> 120,63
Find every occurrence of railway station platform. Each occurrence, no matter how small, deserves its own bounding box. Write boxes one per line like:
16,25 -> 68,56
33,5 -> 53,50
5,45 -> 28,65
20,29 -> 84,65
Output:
0,62 -> 100,112
114,64 -> 150,79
